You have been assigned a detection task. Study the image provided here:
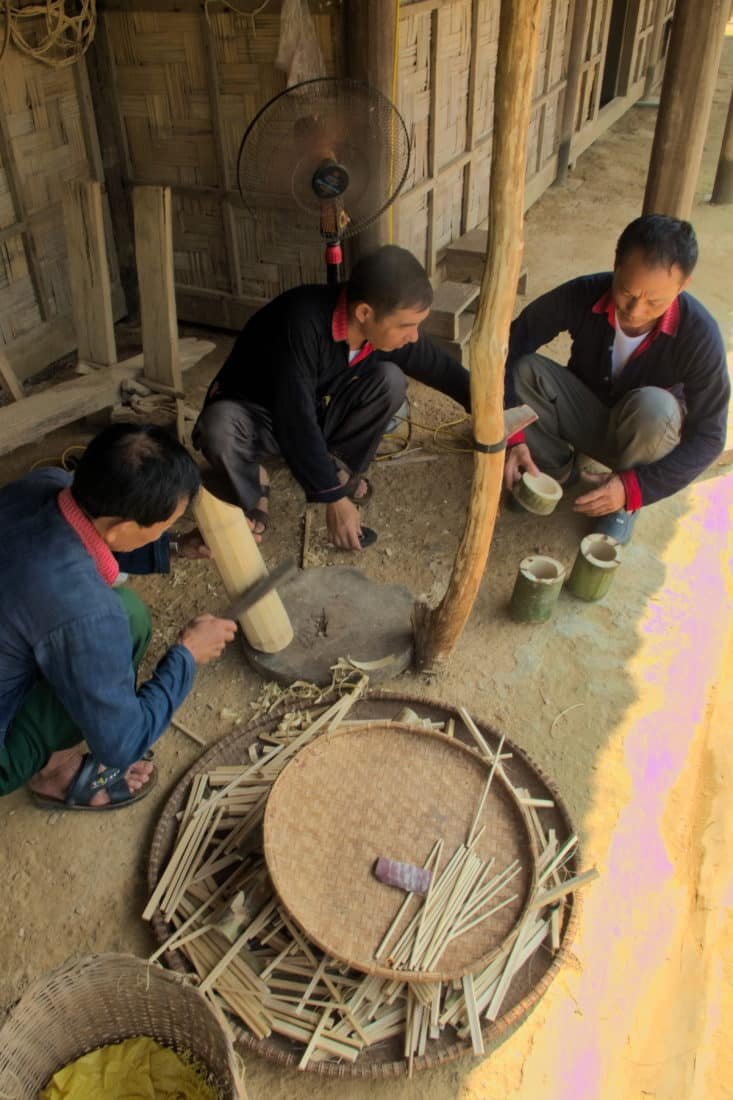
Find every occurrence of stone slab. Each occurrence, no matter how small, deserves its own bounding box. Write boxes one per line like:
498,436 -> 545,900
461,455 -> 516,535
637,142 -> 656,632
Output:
243,566 -> 414,686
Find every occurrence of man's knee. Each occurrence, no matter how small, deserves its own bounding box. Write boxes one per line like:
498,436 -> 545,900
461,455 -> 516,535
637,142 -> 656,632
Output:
114,587 -> 152,662
513,353 -> 556,400
374,361 -> 408,412
613,386 -> 682,463
193,401 -> 257,463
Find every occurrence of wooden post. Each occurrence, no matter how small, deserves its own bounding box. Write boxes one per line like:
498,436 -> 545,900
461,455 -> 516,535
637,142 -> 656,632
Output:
345,0 -> 398,252
132,185 -> 182,392
711,86 -> 733,205
0,351 -> 23,402
192,488 -> 294,655
62,180 -> 117,366
556,0 -> 590,183
643,0 -> 730,219
415,0 -> 543,668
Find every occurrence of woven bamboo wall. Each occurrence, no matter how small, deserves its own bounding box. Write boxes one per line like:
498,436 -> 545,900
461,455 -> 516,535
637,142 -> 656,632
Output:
0,36 -> 125,381
395,0 -> 573,273
100,0 -> 342,328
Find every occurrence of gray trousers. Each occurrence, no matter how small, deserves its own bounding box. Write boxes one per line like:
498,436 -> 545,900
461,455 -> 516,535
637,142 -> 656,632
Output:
193,360 -> 407,510
513,354 -> 683,478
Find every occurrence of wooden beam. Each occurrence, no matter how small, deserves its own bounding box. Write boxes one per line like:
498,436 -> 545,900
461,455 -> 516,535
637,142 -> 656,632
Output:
62,180 -> 118,366
643,0 -> 667,97
0,351 -> 24,402
643,0 -> 730,220
415,0 -> 543,667
0,338 -> 213,457
711,85 -> 733,205
345,0 -> 399,253
132,185 -> 182,391
557,0 -> 590,182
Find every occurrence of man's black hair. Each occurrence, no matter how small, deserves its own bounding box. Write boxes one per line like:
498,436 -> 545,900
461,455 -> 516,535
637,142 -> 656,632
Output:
346,245 -> 433,319
72,423 -> 201,526
615,215 -> 698,278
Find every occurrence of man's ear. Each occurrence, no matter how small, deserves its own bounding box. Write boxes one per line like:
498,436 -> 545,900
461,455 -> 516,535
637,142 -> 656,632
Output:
102,518 -> 139,549
354,302 -> 373,326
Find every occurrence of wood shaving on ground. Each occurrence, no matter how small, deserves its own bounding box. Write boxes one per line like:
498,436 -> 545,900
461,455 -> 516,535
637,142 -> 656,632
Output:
145,684 -> 596,1071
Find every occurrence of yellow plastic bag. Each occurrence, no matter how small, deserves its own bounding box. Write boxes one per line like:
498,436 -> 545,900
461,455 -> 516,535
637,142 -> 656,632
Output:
39,1035 -> 219,1100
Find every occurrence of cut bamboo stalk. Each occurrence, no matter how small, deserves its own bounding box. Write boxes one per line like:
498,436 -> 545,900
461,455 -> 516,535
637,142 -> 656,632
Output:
462,974 -> 485,1055
192,486 -> 294,653
511,472 -> 563,515
468,731 -> 506,844
510,555 -> 565,623
567,534 -> 622,602
529,867 -> 599,909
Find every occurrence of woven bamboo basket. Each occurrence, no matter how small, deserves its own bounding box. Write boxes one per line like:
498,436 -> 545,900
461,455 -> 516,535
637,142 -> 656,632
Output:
0,953 -> 247,1099
148,691 -> 582,1077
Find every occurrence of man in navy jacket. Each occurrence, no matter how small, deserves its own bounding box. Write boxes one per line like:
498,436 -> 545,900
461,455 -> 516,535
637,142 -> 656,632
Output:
503,215 -> 729,542
0,425 -> 236,810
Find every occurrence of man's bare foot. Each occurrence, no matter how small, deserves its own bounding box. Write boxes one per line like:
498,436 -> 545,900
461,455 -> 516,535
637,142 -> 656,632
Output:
173,528 -> 212,560
28,749 -> 154,807
246,466 -> 269,541
336,467 -> 370,500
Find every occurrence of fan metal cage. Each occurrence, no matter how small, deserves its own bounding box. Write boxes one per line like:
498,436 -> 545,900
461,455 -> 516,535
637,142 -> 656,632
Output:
237,77 -> 411,242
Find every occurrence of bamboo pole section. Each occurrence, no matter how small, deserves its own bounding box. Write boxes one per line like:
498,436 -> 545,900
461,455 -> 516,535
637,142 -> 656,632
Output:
192,487 -> 294,654
415,0 -> 543,668
711,86 -> 733,205
643,0 -> 730,219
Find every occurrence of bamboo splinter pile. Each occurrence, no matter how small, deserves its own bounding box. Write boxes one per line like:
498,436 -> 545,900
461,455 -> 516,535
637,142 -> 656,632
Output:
146,690 -> 596,1072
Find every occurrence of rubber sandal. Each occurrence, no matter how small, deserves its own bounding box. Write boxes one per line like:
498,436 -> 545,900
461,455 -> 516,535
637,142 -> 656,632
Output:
30,752 -> 157,812
345,474 -> 373,504
359,526 -> 378,548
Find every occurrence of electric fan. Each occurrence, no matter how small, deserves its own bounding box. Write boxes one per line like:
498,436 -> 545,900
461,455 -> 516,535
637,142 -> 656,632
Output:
236,77 -> 411,283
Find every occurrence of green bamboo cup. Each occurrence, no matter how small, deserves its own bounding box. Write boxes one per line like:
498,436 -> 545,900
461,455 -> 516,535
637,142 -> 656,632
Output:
567,533 -> 622,601
510,555 -> 566,622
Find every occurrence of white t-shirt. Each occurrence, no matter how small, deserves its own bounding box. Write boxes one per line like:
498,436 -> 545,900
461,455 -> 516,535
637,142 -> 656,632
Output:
348,348 -> 360,363
611,319 -> 647,378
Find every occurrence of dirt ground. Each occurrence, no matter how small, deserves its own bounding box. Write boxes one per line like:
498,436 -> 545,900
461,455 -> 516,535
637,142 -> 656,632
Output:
1,40 -> 731,1100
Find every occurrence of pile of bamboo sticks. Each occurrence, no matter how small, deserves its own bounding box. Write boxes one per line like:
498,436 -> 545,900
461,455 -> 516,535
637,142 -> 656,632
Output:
145,683 -> 596,1072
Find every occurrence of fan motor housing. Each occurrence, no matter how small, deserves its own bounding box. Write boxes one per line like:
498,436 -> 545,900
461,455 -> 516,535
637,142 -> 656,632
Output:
311,159 -> 350,200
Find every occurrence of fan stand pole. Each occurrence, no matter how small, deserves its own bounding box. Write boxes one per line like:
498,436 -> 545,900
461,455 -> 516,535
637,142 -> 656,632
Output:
414,0 -> 543,670
325,241 -> 343,284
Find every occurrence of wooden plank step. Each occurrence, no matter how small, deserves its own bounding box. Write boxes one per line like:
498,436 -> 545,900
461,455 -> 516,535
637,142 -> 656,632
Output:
428,313 -> 474,364
445,229 -> 528,295
424,281 -> 481,340
0,337 -> 214,458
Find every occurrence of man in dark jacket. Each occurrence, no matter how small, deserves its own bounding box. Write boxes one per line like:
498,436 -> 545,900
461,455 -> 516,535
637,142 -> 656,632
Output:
503,215 -> 729,542
0,425 -> 236,810
193,245 -> 470,551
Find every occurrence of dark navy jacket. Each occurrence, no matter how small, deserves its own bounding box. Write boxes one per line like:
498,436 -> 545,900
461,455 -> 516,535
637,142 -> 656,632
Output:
507,273 -> 729,506
0,469 -> 196,768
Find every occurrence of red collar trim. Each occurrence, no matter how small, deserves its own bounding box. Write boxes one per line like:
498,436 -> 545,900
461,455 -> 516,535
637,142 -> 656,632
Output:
57,487 -> 120,586
331,290 -> 374,368
591,290 -> 680,339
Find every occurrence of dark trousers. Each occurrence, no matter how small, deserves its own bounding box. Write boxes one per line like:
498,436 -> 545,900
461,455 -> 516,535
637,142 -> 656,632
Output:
192,360 -> 407,510
0,588 -> 151,796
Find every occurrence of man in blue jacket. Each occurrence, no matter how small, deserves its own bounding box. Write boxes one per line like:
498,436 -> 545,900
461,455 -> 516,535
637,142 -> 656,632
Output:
503,215 -> 729,542
0,424 -> 236,811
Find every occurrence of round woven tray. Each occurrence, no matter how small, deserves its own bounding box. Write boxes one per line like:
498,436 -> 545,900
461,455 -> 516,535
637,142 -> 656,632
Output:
264,721 -> 537,982
148,691 -> 581,1077
0,953 -> 245,1099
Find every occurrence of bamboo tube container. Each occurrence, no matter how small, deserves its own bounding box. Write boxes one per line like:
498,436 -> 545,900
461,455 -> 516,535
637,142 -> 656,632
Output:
566,534 -> 622,602
511,473 -> 563,516
509,555 -> 565,622
192,487 -> 294,653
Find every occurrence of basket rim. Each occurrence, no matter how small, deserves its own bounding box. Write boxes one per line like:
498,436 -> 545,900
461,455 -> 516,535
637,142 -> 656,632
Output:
147,689 -> 582,1078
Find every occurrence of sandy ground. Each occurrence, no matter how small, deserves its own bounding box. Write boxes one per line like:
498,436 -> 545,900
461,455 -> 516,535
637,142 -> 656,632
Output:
1,40 -> 731,1100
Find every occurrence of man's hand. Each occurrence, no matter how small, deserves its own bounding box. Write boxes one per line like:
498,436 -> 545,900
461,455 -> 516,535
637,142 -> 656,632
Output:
574,472 -> 626,516
178,614 -> 237,664
503,443 -> 540,490
326,497 -> 363,551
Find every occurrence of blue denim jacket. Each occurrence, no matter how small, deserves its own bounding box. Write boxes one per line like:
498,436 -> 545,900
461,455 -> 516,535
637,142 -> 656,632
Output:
0,469 -> 196,768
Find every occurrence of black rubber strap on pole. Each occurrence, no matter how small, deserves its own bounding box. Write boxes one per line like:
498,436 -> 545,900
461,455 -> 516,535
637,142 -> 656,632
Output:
472,437 -> 507,454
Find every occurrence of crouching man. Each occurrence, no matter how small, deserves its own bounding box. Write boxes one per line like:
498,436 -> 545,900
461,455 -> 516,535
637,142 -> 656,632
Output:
503,215 -> 729,542
0,424 -> 236,811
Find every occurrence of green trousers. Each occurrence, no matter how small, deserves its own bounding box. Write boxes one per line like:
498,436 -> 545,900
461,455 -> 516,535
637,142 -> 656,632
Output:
0,587 -> 152,797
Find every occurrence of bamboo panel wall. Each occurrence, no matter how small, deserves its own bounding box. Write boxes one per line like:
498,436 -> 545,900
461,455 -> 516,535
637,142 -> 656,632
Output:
394,0 -> 573,273
101,0 -> 342,326
0,38 -> 125,380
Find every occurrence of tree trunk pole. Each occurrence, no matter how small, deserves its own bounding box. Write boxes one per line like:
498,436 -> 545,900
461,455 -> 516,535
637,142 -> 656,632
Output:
711,85 -> 733,204
415,0 -> 543,668
643,0 -> 729,219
